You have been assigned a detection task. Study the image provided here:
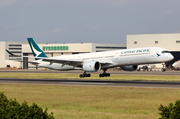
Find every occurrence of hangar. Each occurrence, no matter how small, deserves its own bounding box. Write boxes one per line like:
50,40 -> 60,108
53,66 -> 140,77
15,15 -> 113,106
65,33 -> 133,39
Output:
127,33 -> 180,67
0,41 -> 25,69
0,41 -> 126,69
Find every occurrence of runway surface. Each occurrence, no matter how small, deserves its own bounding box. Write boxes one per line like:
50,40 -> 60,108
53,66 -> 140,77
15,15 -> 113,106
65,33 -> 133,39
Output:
0,78 -> 180,88
0,69 -> 180,88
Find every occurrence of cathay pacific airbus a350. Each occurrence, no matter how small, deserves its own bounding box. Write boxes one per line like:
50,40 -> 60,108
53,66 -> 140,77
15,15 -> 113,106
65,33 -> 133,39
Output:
27,38 -> 174,78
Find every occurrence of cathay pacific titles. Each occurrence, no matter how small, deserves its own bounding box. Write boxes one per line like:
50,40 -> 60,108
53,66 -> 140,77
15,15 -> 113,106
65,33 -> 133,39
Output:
121,49 -> 150,54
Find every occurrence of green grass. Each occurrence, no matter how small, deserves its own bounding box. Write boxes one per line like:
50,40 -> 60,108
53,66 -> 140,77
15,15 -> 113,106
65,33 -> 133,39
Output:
1,73 -> 180,118
0,73 -> 180,81
1,84 -> 180,119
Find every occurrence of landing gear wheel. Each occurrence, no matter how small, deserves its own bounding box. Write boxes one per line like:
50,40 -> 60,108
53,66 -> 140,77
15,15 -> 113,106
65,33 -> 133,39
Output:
161,68 -> 166,72
99,69 -> 110,77
99,74 -> 104,77
79,74 -> 84,78
87,74 -> 91,77
107,73 -> 110,77
79,72 -> 91,78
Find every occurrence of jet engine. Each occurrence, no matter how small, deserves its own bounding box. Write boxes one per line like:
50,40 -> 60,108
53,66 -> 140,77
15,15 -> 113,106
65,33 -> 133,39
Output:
82,60 -> 101,72
120,65 -> 138,71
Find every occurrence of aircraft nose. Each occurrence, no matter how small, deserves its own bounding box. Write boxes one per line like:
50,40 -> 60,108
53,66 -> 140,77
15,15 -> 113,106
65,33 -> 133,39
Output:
169,54 -> 174,60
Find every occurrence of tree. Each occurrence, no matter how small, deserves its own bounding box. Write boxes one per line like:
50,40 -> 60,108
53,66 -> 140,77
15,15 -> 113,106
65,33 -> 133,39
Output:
0,92 -> 54,119
159,100 -> 180,119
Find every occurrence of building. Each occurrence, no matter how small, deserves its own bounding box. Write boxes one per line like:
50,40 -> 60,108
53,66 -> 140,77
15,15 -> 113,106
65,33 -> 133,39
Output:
0,41 -> 26,68
1,41 -> 126,69
127,33 -> 180,66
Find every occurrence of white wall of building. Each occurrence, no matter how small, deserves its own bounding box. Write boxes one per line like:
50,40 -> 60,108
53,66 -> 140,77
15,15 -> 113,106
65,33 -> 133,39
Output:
127,33 -> 180,51
0,41 -> 25,68
5,60 -> 22,68
0,42 -> 6,68
22,43 -> 93,53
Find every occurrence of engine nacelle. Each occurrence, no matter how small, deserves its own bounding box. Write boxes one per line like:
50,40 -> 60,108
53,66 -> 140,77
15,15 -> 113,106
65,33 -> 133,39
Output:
82,60 -> 101,72
120,65 -> 138,71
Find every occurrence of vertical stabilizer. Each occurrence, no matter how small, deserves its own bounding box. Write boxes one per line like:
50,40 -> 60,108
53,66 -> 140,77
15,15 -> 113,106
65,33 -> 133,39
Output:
6,49 -> 15,56
27,38 -> 47,60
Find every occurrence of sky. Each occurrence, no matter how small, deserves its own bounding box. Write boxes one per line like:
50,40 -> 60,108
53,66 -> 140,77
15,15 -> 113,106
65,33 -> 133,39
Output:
0,0 -> 180,44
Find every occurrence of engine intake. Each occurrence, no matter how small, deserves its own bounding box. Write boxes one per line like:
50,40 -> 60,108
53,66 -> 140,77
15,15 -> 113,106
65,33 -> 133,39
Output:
82,60 -> 101,72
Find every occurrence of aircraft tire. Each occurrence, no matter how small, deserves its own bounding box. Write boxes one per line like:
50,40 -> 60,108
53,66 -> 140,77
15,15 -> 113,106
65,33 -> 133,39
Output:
161,68 -> 166,72
79,74 -> 91,78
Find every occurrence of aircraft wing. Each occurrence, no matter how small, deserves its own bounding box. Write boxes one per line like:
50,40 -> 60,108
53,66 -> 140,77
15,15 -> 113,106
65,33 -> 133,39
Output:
42,58 -> 113,67
22,56 -> 47,59
15,60 -> 39,65
42,58 -> 83,66
98,60 -> 113,64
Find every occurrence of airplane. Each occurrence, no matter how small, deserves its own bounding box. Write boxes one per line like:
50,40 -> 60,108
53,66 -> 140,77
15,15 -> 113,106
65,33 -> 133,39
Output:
5,49 -> 21,57
26,38 -> 174,78
172,60 -> 180,70
5,49 -> 40,65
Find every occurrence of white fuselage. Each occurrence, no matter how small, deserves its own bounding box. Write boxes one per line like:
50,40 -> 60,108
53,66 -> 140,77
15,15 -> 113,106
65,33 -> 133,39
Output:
35,47 -> 174,71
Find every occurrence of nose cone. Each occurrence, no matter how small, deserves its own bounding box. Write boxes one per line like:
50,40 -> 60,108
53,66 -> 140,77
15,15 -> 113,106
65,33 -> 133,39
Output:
168,54 -> 174,61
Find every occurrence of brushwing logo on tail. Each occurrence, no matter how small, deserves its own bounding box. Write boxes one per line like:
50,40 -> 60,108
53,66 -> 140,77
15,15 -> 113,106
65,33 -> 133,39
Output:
31,42 -> 42,57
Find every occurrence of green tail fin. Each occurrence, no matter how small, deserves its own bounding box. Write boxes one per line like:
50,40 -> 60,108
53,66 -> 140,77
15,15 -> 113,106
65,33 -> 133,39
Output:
27,38 -> 47,60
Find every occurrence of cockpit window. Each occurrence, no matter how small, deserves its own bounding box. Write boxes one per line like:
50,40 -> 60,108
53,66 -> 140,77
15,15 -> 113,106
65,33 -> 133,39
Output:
162,50 -> 169,53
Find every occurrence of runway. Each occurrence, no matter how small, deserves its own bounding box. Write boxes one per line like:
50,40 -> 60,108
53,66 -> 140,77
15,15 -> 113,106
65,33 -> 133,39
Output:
0,69 -> 180,75
0,69 -> 180,88
0,78 -> 180,89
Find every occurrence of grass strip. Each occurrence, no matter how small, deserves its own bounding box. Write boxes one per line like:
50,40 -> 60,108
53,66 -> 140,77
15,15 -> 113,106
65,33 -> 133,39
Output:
0,73 -> 180,81
1,84 -> 180,119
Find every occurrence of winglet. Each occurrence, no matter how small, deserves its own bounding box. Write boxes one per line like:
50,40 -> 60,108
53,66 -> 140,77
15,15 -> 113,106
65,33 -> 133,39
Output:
27,38 -> 48,60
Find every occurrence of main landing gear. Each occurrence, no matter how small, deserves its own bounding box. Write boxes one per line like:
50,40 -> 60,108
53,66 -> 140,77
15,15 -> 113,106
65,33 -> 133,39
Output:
161,68 -> 166,72
99,69 -> 110,77
79,69 -> 111,78
79,71 -> 91,78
